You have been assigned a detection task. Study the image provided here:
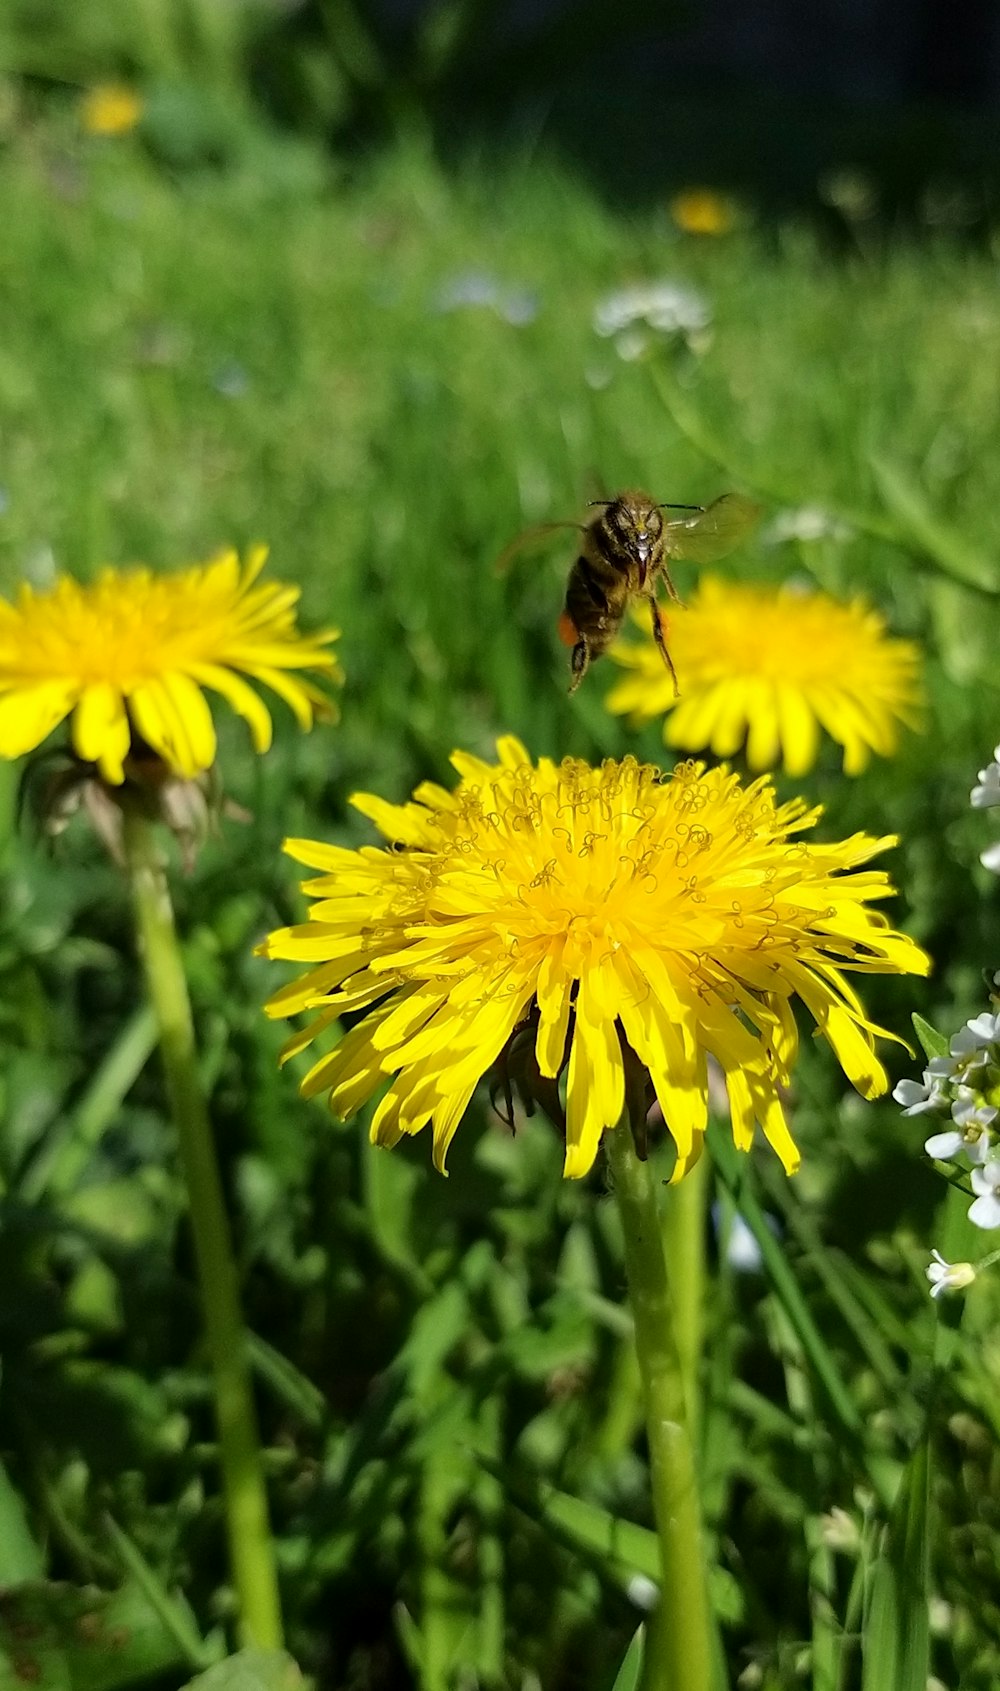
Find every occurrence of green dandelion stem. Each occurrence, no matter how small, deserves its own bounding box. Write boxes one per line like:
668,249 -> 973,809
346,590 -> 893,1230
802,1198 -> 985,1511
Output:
662,1150 -> 707,1437
122,807 -> 283,1652
606,1125 -> 713,1691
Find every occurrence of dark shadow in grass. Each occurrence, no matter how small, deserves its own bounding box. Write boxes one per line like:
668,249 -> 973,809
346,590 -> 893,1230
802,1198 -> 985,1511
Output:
249,1 -> 1000,240
443,85 -> 1000,248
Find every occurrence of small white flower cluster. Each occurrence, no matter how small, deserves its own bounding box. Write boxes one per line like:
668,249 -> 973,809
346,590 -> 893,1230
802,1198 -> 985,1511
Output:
905,747 -> 1000,1296
896,1008 -> 1000,1236
592,280 -> 711,360
971,742 -> 1000,873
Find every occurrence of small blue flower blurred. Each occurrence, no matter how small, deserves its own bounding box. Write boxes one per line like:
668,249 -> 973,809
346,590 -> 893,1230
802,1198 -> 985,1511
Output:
432,270 -> 539,326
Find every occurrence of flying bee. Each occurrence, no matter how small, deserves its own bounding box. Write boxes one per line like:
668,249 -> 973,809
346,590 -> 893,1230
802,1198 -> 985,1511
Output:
499,490 -> 760,693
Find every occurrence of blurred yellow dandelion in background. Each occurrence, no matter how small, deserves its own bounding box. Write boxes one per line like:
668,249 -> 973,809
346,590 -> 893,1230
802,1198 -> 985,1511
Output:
0,547 -> 341,784
669,188 -> 736,235
261,737 -> 928,1181
80,84 -> 144,138
606,576 -> 922,777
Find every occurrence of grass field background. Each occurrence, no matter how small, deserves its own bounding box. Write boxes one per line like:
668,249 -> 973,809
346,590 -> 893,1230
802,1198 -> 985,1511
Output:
2,78 -> 1000,1690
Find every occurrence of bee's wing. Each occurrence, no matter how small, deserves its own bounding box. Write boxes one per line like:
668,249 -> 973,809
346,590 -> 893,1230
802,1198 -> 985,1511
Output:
662,494 -> 761,564
494,520 -> 583,576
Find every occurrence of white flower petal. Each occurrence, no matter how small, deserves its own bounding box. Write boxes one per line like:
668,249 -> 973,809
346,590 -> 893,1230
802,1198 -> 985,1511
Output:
971,1159 -> 1000,1196
951,1021 -> 996,1058
895,1077 -> 932,1109
969,1129 -> 992,1164
971,783 -> 1000,810
926,1250 -> 976,1296
924,1129 -> 964,1161
951,1095 -> 997,1129
969,1192 -> 1000,1230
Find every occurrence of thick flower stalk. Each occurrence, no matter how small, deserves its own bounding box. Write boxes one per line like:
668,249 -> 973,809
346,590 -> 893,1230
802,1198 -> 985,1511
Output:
606,576 -> 922,776
0,546 -> 341,785
262,737 -> 929,1178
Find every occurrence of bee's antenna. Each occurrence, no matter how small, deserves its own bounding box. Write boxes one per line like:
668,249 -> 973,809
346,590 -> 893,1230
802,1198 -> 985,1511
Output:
655,502 -> 705,512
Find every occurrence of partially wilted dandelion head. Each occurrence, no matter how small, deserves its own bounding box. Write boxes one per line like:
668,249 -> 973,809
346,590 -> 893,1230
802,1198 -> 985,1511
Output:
0,546 -> 341,786
261,737 -> 928,1180
606,576 -> 922,776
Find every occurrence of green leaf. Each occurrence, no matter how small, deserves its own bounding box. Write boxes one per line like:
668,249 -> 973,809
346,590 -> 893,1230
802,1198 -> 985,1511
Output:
608,1624 -> 644,1691
911,1012 -> 950,1062
22,1360 -> 188,1469
760,1168 -> 903,1398
860,1439 -> 930,1691
0,1578 -> 193,1691
26,1004 -> 158,1200
361,1128 -> 432,1294
247,1332 -> 328,1429
475,1456 -> 659,1585
706,1125 -> 868,1450
103,1516 -> 210,1673
178,1652 -> 303,1691
869,453 -> 998,596
0,1458 -> 44,1583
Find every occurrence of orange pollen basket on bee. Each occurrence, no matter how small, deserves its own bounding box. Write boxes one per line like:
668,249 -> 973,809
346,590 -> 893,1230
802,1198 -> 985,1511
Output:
557,611 -> 579,647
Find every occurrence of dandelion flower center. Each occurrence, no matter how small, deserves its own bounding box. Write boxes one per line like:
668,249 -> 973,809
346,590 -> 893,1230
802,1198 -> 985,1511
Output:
262,738 -> 929,1181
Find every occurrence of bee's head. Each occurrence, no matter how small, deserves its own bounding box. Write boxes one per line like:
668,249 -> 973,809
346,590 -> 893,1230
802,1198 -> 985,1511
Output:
606,493 -> 662,570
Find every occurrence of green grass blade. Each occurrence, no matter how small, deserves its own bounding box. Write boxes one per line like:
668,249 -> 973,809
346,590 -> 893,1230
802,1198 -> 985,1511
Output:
869,452 -> 1000,597
475,1456 -> 659,1584
706,1125 -> 867,1446
608,1625 -> 644,1691
860,1437 -> 930,1691
104,1514 -> 213,1672
0,1459 -> 44,1583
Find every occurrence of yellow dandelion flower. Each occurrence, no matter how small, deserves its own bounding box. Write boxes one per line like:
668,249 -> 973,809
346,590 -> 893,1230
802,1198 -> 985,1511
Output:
261,737 -> 929,1181
669,188 -> 736,236
606,576 -> 922,778
80,84 -> 143,138
0,547 -> 341,785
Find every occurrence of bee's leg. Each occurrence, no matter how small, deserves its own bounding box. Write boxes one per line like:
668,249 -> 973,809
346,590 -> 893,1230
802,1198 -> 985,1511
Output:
659,563 -> 685,606
568,638 -> 591,693
648,596 -> 679,696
